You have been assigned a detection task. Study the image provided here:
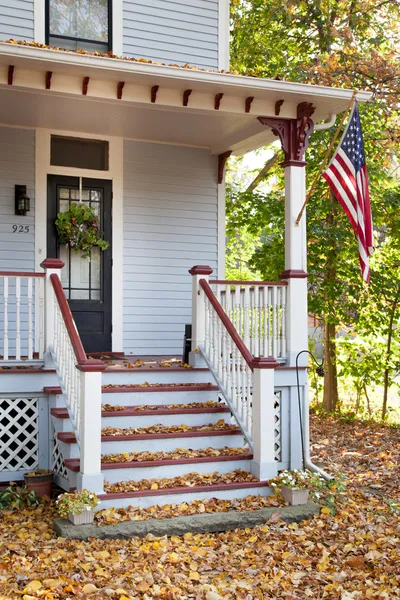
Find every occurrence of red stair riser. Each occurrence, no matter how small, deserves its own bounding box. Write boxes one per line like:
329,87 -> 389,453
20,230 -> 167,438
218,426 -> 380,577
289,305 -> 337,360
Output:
65,453 -> 253,472
102,385 -> 218,393
105,367 -> 209,373
51,406 -> 230,419
98,480 -> 268,500
47,384 -> 218,394
57,428 -> 241,444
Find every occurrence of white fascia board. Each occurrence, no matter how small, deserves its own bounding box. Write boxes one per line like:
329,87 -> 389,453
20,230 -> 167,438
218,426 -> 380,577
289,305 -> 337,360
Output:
0,42 -> 372,107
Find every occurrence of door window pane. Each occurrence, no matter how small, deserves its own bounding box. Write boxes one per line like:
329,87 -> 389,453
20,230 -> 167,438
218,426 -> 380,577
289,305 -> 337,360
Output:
58,185 -> 103,301
48,0 -> 109,52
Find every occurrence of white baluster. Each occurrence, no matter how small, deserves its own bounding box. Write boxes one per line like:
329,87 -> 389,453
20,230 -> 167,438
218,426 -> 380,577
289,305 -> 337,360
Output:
3,277 -> 8,360
225,286 -> 232,393
15,277 -> 21,360
272,286 -> 278,358
244,286 -> 250,351
217,313 -> 222,379
240,355 -> 246,423
221,323 -> 228,387
246,362 -> 252,433
253,285 -> 260,357
204,296 -> 210,354
27,278 -> 33,359
38,278 -> 45,359
234,287 -> 241,337
262,286 -> 267,358
281,286 -> 287,358
231,342 -> 237,411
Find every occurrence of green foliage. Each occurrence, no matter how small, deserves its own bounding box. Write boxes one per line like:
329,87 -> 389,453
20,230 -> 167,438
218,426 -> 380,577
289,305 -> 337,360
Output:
269,469 -> 346,514
56,489 -> 99,518
0,484 -> 40,510
55,202 -> 109,259
228,0 -> 400,417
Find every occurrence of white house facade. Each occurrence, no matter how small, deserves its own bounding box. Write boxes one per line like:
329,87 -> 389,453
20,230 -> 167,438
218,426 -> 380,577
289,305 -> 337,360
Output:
0,0 -> 371,508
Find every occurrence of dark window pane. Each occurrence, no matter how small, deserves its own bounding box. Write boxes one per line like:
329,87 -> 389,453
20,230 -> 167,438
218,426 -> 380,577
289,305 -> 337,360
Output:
48,35 -> 108,53
51,136 -> 109,170
49,0 -> 108,43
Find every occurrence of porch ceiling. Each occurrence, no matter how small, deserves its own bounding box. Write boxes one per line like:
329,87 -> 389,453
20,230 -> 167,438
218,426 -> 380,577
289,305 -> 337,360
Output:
0,43 -> 372,155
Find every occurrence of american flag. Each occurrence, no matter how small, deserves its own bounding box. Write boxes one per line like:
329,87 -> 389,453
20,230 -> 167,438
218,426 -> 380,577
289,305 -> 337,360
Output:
323,102 -> 374,282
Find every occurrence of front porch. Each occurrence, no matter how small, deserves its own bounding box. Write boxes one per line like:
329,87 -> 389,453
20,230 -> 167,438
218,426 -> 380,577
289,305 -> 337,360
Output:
0,41 -> 370,505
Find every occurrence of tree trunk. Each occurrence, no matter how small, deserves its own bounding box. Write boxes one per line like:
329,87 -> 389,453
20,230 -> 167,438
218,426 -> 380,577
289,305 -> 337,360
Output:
323,322 -> 339,412
381,284 -> 400,420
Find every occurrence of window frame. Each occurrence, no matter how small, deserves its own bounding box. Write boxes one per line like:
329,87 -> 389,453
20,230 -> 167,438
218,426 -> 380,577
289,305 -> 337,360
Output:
45,0 -> 113,53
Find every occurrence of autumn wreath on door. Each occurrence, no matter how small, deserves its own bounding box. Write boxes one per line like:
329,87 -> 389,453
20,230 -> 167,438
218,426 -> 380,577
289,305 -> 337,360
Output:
55,202 -> 109,260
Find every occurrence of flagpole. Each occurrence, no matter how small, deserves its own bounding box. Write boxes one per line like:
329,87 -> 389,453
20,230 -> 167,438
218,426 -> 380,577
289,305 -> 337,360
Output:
295,88 -> 358,226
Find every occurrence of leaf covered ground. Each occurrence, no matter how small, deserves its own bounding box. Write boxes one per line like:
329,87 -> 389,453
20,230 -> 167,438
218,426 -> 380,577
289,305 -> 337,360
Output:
1,415 -> 400,599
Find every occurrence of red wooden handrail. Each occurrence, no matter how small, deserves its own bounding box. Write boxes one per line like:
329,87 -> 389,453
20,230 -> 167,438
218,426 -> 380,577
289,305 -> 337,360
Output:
200,279 -> 255,371
212,280 -> 288,286
0,271 -> 45,278
50,274 -> 106,372
50,274 -> 87,363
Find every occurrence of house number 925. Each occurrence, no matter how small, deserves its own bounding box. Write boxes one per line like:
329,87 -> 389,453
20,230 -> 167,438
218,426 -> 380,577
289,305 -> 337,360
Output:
12,225 -> 30,233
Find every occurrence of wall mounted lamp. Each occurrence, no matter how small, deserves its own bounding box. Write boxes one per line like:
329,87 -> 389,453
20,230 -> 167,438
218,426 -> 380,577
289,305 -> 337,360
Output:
15,185 -> 30,216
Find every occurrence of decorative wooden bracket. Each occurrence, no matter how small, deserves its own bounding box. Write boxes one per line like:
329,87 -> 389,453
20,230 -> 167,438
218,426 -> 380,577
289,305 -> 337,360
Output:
45,71 -> 52,90
82,76 -> 90,96
275,99 -> 284,115
258,102 -> 315,166
245,96 -> 254,113
117,81 -> 125,100
183,89 -> 192,106
218,151 -> 232,183
7,65 -> 14,85
151,85 -> 159,103
215,93 -> 224,110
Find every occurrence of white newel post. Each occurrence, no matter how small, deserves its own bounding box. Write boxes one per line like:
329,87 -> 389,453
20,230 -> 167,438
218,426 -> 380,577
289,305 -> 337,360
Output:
76,361 -> 107,494
41,258 -> 65,366
280,165 -> 309,367
189,265 -> 213,367
251,357 -> 279,479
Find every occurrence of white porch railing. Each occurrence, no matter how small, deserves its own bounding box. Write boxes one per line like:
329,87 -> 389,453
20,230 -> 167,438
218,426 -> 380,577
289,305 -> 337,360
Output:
210,281 -> 287,360
190,266 -> 280,480
0,272 -> 45,361
41,258 -> 106,493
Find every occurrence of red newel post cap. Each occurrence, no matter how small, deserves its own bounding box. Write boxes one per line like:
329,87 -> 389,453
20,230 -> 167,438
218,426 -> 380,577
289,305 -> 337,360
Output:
189,265 -> 214,276
252,356 -> 279,369
76,359 -> 107,373
279,269 -> 308,280
40,258 -> 65,270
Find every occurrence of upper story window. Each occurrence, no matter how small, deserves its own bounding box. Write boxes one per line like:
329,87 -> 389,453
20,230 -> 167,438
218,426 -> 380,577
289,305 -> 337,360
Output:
46,0 -> 111,53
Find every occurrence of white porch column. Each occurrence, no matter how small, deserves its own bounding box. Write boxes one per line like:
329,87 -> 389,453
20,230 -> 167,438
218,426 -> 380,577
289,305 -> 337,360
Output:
40,258 -> 64,367
258,103 -> 315,368
251,357 -> 279,480
280,166 -> 309,367
76,361 -> 106,494
188,265 -> 213,367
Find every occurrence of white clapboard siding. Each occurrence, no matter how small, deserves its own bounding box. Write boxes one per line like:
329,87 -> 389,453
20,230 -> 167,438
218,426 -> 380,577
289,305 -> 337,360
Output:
0,0 -> 34,40
123,0 -> 218,69
0,127 -> 36,357
123,140 -> 218,354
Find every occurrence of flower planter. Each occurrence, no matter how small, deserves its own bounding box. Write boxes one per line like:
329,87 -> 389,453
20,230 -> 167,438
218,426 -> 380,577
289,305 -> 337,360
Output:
282,486 -> 309,506
24,471 -> 53,498
68,510 -> 95,525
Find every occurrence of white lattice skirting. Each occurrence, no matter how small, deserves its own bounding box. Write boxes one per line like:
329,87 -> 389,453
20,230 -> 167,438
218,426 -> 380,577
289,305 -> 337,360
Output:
0,398 -> 39,471
274,391 -> 282,462
52,432 -> 68,479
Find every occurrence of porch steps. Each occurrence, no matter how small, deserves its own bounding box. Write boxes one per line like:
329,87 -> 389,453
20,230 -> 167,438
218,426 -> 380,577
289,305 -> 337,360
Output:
97,479 -> 270,510
48,362 -> 272,510
56,426 -> 245,455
